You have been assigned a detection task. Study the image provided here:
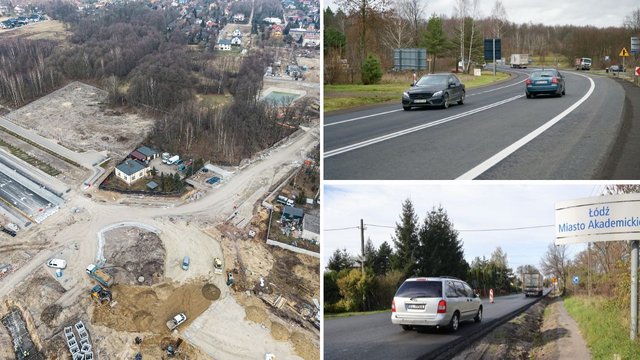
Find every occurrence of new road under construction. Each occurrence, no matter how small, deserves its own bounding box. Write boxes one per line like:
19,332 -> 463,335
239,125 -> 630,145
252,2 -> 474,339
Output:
0,82 -> 320,359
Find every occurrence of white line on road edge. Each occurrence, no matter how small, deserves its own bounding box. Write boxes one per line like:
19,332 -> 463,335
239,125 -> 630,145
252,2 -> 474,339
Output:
324,109 -> 403,127
457,74 -> 596,180
324,95 -> 524,159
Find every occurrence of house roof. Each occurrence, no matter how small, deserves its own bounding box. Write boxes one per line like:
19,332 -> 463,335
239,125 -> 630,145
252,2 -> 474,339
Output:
218,39 -> 232,45
283,205 -> 304,218
136,146 -> 157,157
147,181 -> 159,190
130,150 -> 146,161
116,159 -> 147,176
303,214 -> 319,234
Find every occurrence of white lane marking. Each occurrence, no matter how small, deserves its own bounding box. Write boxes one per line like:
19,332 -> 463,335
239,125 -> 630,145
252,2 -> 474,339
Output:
325,71 -> 527,127
324,109 -> 403,127
324,95 -> 524,159
457,73 -> 596,180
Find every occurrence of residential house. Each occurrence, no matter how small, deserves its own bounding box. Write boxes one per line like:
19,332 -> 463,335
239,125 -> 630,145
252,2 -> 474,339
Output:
302,31 -> 320,47
232,27 -> 242,37
289,27 -> 306,42
271,24 -> 284,37
282,206 -> 304,222
231,36 -> 242,46
216,39 -> 232,51
115,159 -> 149,185
301,214 -> 319,242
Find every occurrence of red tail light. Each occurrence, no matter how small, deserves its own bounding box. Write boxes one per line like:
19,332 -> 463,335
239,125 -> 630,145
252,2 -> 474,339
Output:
552,77 -> 558,84
392,299 -> 396,313
437,300 -> 447,313
525,79 -> 532,85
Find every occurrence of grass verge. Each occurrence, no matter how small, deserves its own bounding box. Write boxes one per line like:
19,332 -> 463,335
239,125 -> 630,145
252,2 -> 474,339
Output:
324,71 -> 510,113
0,138 -> 60,176
324,309 -> 389,319
0,126 -> 81,168
564,295 -> 640,359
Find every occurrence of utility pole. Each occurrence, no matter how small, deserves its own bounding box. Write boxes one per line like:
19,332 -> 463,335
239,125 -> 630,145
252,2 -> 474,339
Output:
587,242 -> 591,297
360,218 -> 365,275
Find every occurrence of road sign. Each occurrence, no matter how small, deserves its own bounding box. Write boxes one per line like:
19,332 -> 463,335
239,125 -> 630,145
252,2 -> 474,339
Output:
484,39 -> 501,61
632,37 -> 639,54
620,48 -> 630,57
573,276 -> 580,285
636,67 -> 640,77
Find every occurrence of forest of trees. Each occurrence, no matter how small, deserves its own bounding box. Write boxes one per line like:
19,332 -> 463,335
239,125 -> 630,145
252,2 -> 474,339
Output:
324,199 -> 524,313
0,1 -> 310,164
324,0 -> 640,84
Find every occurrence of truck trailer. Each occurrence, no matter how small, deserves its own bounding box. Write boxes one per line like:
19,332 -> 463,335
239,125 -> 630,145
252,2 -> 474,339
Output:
522,273 -> 543,297
510,54 -> 529,68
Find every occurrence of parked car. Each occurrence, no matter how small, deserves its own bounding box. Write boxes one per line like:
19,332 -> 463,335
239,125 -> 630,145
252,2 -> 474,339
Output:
525,69 -> 565,98
391,276 -> 482,332
47,259 -> 67,269
182,256 -> 190,271
609,65 -> 625,73
402,74 -> 465,110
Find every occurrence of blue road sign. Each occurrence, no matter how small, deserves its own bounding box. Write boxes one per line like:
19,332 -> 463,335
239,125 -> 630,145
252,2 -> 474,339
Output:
572,276 -> 580,285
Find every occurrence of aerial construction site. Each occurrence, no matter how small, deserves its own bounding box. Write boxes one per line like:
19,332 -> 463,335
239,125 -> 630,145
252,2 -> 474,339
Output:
0,80 -> 320,359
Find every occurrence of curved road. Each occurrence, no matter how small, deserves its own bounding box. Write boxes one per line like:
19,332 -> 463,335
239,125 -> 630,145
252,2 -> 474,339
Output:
324,292 -> 546,360
324,68 -> 626,179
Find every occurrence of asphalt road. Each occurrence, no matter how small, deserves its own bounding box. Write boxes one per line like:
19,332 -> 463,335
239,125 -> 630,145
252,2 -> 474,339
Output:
324,68 -> 626,179
324,293 -> 544,360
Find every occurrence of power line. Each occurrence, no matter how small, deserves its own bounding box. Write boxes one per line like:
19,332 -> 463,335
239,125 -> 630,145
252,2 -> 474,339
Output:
366,224 -> 395,229
325,223 -> 554,232
324,226 -> 360,232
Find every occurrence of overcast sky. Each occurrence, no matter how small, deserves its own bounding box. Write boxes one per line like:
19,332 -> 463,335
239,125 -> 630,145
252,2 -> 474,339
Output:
325,0 -> 635,28
322,183 -> 611,272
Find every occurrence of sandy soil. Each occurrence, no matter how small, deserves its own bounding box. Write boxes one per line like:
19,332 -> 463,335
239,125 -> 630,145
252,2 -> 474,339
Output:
0,20 -> 69,41
103,226 -> 165,285
5,82 -> 154,159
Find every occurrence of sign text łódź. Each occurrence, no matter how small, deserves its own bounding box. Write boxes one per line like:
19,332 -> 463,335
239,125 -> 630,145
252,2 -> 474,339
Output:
556,194 -> 640,244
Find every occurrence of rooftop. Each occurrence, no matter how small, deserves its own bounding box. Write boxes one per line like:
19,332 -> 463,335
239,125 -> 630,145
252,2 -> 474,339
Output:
116,159 -> 147,176
136,145 -> 157,158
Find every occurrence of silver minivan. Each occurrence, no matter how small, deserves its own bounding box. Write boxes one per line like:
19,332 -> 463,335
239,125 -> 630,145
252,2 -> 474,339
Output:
391,277 -> 482,332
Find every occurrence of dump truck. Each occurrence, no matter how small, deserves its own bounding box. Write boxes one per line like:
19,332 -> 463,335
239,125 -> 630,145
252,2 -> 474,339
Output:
575,57 -> 592,70
86,264 -> 114,287
213,258 -> 223,274
510,54 -> 529,68
90,284 -> 112,305
522,273 -> 543,297
166,313 -> 187,330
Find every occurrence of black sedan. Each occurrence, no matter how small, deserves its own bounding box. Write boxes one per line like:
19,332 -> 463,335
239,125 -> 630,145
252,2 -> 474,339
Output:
525,69 -> 565,98
402,74 -> 466,110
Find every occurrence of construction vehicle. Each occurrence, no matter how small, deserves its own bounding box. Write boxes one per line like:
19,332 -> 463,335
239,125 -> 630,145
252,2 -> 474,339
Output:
86,264 -> 114,287
227,272 -> 234,286
166,313 -> 187,330
90,284 -> 112,305
575,57 -> 592,70
213,258 -> 223,274
523,273 -> 544,297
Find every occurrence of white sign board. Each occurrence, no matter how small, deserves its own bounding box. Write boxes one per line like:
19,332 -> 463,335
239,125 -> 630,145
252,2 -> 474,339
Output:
555,194 -> 640,244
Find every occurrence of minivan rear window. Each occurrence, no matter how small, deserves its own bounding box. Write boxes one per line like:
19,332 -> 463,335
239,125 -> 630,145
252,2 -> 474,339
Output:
395,280 -> 442,298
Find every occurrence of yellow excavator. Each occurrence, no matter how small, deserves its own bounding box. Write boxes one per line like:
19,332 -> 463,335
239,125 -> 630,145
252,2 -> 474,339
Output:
90,284 -> 112,305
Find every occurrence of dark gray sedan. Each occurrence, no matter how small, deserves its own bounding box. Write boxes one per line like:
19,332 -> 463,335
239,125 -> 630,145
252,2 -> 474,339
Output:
402,74 -> 466,110
525,69 -> 565,98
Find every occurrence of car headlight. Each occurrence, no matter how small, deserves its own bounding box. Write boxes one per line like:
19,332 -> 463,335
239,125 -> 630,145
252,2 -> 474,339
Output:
403,92 -> 409,98
432,90 -> 443,97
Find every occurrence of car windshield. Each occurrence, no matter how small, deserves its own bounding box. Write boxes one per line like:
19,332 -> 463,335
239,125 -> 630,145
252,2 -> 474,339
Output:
531,70 -> 557,78
395,280 -> 442,298
415,76 -> 448,87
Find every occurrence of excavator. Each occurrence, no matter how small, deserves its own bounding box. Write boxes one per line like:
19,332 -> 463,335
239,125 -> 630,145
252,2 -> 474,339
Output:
90,284 -> 112,305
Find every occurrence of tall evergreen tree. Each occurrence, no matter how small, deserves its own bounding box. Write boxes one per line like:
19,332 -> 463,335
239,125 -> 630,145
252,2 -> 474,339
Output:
328,248 -> 353,272
421,14 -> 450,73
416,206 -> 469,279
363,237 -> 377,269
373,241 -> 393,276
391,199 -> 420,277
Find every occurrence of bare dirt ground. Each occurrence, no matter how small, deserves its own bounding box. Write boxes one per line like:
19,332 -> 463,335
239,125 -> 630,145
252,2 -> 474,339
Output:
0,20 -> 69,41
102,227 -> 166,285
5,82 -> 154,159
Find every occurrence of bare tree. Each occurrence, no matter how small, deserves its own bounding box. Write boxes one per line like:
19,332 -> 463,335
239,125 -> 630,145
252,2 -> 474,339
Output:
624,8 -> 640,32
466,0 -> 480,73
397,0 -> 426,46
489,0 -> 508,38
454,0 -> 469,71
540,243 -> 570,292
381,13 -> 411,52
336,0 -> 389,67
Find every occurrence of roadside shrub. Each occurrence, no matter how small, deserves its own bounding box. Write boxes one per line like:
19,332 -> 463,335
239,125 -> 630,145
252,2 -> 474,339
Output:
361,54 -> 383,85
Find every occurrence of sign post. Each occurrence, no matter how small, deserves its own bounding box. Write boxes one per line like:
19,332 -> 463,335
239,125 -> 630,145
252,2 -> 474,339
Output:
620,47 -> 630,73
556,194 -> 640,340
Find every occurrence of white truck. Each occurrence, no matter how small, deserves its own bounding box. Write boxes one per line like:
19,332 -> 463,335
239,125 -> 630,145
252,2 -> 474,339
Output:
213,258 -> 223,274
166,155 -> 180,165
523,273 -> 544,297
510,54 -> 529,68
166,313 -> 187,330
575,57 -> 592,70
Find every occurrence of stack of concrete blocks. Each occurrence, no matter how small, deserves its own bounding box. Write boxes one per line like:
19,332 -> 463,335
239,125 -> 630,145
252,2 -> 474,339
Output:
65,321 -> 94,359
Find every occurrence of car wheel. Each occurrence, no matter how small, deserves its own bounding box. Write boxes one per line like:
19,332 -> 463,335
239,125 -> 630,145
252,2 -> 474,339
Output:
448,312 -> 460,332
403,106 -> 411,111
457,91 -> 465,105
442,93 -> 450,109
401,325 -> 413,331
474,307 -> 482,323
526,92 -> 532,99
562,86 -> 566,95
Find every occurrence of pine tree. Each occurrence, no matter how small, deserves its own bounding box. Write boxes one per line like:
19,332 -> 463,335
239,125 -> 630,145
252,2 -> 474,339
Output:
416,206 -> 469,279
328,248 -> 353,272
391,199 -> 420,278
373,241 -> 393,276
